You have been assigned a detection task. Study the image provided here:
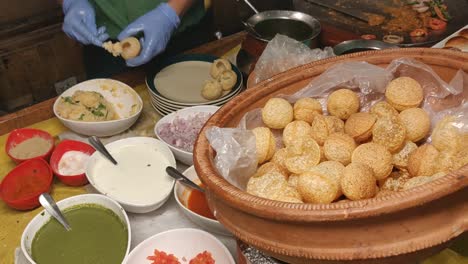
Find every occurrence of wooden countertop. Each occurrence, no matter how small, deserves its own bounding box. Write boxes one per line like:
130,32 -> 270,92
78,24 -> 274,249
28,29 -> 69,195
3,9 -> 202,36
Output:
0,31 -> 248,135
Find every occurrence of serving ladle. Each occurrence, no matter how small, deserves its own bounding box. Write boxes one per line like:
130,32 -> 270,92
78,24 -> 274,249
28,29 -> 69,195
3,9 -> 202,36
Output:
166,166 -> 205,193
39,193 -> 71,231
88,136 -> 118,165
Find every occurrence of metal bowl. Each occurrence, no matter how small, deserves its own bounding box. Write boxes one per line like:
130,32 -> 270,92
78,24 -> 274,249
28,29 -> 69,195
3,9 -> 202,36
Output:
333,39 -> 398,55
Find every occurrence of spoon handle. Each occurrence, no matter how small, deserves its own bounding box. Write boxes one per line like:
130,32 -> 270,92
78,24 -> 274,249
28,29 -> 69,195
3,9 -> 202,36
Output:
88,136 -> 118,165
240,0 -> 259,14
166,166 -> 205,193
39,193 -> 71,231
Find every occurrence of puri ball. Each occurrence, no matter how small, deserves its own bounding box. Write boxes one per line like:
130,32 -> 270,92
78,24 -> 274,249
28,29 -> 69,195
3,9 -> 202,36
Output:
262,98 -> 294,129
385,77 -> 424,111
217,70 -> 237,91
293,97 -> 323,123
201,80 -> 222,100
120,37 -> 141,59
297,171 -> 339,204
372,116 -> 406,153
341,163 -> 377,200
252,127 -> 276,164
210,58 -> 232,78
370,101 -> 399,118
352,142 -> 393,180
407,144 -> 440,177
323,133 -> 356,165
399,108 -> 430,142
344,112 -> 376,143
327,89 -> 360,120
283,121 -> 312,147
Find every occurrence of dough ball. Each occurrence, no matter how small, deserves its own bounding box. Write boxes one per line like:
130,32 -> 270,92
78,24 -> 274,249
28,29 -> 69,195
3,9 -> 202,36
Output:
293,97 -> 323,124
323,133 -> 356,165
341,163 -> 377,201
407,144 -> 440,177
352,142 -> 393,180
210,58 -> 232,78
392,141 -> 418,169
385,77 -> 424,111
379,169 -> 411,192
344,112 -> 377,143
431,116 -> 463,152
370,101 -> 399,119
252,127 -> 276,164
121,37 -> 141,59
282,120 -> 312,148
217,70 -> 237,91
298,171 -> 339,204
327,89 -> 360,120
399,108 -> 430,142
261,98 -> 294,129
372,116 -> 406,153
201,80 -> 222,100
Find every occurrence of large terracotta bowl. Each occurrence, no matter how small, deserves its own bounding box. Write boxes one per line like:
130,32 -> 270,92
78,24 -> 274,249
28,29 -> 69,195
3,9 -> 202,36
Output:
194,48 -> 468,264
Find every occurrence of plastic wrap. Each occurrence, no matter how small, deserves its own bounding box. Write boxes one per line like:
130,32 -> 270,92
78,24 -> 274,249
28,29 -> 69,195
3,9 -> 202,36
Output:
252,34 -> 335,86
207,58 -> 467,190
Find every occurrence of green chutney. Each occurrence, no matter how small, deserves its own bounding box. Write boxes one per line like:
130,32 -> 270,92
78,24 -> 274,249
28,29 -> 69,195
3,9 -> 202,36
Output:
31,204 -> 128,264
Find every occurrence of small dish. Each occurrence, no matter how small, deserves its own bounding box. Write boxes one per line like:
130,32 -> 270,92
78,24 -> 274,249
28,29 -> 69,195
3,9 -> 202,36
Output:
154,105 -> 219,165
49,140 -> 95,186
0,158 -> 53,210
174,166 -> 231,236
86,137 -> 176,213
124,228 -> 235,264
5,128 -> 55,164
21,194 -> 131,264
53,79 -> 143,137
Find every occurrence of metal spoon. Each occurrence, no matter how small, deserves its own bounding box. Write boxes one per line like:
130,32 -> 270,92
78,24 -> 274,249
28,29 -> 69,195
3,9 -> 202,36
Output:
39,193 -> 71,231
88,136 -> 118,165
166,166 -> 205,193
239,0 -> 259,14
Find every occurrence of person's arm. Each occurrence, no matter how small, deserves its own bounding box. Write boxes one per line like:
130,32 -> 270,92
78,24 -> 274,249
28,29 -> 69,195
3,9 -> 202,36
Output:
168,0 -> 196,17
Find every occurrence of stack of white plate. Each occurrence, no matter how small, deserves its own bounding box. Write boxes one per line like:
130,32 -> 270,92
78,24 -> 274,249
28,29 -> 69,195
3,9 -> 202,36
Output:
146,54 -> 244,116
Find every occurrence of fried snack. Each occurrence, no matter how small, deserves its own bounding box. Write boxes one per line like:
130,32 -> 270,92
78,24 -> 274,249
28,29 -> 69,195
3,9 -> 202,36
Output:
120,37 -> 141,59
385,77 -> 424,111
344,112 -> 377,143
252,127 -> 276,164
210,58 -> 232,78
297,171 -> 339,204
323,133 -> 356,165
217,70 -> 237,91
351,142 -> 393,180
288,174 -> 300,188
431,116 -> 462,152
392,141 -> 418,169
324,116 -> 345,134
402,172 -> 446,190
370,101 -> 399,118
379,170 -> 411,191
253,162 -> 289,179
201,80 -> 222,100
319,146 -> 327,162
372,116 -> 406,153
285,139 -> 321,174
247,172 -> 303,203
434,150 -> 458,174
262,98 -> 294,129
327,89 -> 360,120
311,161 -> 345,198
275,186 -> 303,203
407,144 -> 440,177
293,97 -> 323,124
341,163 -> 377,200
282,121 -> 312,148
399,108 -> 430,142
310,115 -> 344,145
271,147 -> 288,170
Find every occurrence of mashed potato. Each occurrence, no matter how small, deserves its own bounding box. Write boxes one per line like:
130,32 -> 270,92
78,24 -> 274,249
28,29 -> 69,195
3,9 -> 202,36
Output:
56,90 -> 118,121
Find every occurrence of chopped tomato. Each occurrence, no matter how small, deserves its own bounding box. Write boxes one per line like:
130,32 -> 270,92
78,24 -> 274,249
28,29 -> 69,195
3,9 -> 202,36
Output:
147,249 -> 181,264
428,18 -> 447,30
410,28 -> 428,37
189,251 -> 215,264
361,34 -> 377,40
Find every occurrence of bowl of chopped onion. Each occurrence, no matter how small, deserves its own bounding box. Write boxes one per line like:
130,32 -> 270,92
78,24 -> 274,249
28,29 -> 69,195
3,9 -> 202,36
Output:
155,106 -> 219,165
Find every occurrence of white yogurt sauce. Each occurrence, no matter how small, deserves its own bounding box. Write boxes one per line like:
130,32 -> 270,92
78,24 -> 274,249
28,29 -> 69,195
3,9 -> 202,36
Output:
58,151 -> 90,175
91,144 -> 174,205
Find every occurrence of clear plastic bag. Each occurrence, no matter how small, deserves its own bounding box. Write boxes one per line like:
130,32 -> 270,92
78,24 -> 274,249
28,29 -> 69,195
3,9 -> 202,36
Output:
252,34 -> 335,86
207,58 -> 467,190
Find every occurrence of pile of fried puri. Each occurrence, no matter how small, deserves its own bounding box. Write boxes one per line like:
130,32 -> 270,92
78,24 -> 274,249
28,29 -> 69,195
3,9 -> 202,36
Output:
247,76 -> 468,204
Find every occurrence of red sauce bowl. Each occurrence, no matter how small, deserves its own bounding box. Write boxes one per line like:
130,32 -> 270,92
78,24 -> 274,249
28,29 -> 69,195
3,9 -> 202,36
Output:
49,140 -> 95,186
5,128 -> 55,164
0,158 -> 53,210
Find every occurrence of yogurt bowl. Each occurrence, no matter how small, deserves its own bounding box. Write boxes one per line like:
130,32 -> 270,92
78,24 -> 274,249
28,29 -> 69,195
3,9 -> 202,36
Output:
86,137 -> 176,213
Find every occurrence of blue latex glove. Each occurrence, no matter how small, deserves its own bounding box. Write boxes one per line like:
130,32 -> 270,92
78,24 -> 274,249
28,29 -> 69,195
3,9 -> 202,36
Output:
62,0 -> 109,46
118,3 -> 180,67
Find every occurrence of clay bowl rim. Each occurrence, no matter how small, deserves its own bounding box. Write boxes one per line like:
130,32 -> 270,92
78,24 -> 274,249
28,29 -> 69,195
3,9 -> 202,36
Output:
194,48 -> 468,222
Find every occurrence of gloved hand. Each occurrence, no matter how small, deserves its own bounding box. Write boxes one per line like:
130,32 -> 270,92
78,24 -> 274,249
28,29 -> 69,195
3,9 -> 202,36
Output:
118,3 -> 180,67
62,0 -> 109,46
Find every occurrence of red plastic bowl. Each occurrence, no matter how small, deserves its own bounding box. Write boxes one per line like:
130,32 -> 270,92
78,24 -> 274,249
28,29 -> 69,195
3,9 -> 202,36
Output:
0,158 -> 53,210
49,140 -> 95,186
5,128 -> 55,164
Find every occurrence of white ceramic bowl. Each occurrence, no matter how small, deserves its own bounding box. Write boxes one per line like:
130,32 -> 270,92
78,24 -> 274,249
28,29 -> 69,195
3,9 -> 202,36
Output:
154,105 -> 219,165
124,228 -> 235,264
21,194 -> 131,264
53,79 -> 143,137
174,166 -> 232,236
86,137 -> 176,213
